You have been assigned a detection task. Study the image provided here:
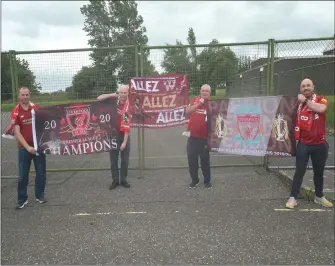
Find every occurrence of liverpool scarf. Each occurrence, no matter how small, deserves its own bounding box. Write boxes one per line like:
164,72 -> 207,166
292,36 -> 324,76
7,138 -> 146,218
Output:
182,96 -> 209,136
2,101 -> 35,139
118,97 -> 131,132
295,94 -> 316,140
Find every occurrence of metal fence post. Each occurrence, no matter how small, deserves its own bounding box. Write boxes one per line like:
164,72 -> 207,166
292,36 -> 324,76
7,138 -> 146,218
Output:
269,39 -> 275,96
9,50 -> 18,103
263,39 -> 273,170
139,46 -> 145,170
135,45 -> 143,178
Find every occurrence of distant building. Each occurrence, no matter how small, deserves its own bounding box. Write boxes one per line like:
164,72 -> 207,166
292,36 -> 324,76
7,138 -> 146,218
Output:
228,41 -> 335,97
323,40 -> 335,55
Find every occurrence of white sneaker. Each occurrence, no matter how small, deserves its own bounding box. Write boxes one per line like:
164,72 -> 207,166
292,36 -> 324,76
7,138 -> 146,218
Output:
314,196 -> 333,208
285,197 -> 297,209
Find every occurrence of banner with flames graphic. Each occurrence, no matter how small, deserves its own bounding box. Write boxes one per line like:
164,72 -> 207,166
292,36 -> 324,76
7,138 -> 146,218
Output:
129,74 -> 189,128
32,99 -> 118,155
208,96 -> 298,157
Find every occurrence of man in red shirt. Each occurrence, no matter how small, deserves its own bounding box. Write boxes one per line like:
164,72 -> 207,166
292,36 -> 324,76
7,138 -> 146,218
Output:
286,79 -> 333,209
14,87 -> 47,209
185,84 -> 212,189
97,85 -> 132,190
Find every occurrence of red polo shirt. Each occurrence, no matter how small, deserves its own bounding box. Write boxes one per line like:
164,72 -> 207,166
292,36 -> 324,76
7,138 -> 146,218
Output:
188,98 -> 208,139
14,104 -> 39,148
299,96 -> 327,145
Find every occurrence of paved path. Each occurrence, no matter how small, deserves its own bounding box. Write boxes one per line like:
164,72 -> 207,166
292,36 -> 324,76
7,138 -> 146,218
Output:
1,167 -> 334,264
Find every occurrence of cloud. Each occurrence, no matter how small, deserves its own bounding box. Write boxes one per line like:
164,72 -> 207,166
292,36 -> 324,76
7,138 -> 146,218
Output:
2,1 -> 334,92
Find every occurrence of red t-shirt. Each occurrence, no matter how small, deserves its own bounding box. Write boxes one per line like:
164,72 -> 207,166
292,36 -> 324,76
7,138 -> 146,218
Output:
117,102 -> 132,133
188,98 -> 208,139
299,96 -> 327,145
14,104 -> 39,148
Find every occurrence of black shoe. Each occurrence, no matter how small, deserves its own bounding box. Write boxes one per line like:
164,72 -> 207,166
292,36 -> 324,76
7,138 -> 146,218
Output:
121,181 -> 130,188
16,199 -> 28,210
109,182 -> 119,190
204,182 -> 212,189
36,198 -> 47,204
189,180 -> 200,188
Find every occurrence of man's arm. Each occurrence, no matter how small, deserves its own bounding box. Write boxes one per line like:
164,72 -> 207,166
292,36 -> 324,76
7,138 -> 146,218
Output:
14,125 -> 35,152
185,99 -> 204,115
120,126 -> 130,151
123,131 -> 129,145
97,93 -> 118,101
306,98 -> 328,113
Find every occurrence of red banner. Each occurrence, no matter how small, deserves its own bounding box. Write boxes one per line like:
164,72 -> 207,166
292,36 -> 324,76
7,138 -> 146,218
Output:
32,100 -> 119,155
129,74 -> 189,128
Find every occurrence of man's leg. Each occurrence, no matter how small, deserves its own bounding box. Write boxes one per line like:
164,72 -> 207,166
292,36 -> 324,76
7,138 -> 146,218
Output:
17,148 -> 32,209
286,142 -> 310,208
311,143 -> 333,207
33,153 -> 47,203
120,139 -> 130,188
187,137 -> 200,188
109,148 -> 120,190
199,139 -> 211,188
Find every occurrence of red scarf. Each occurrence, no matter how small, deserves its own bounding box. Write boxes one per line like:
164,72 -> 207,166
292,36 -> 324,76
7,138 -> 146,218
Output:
2,101 -> 35,139
182,96 -> 204,136
118,97 -> 131,132
295,94 -> 316,140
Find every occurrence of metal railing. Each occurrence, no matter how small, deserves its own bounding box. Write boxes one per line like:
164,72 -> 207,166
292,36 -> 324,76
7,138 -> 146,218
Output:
1,36 -> 334,178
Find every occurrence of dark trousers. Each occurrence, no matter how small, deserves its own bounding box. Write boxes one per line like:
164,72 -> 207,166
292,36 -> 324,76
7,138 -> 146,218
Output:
290,141 -> 328,198
187,137 -> 211,184
18,148 -> 46,202
109,134 -> 130,184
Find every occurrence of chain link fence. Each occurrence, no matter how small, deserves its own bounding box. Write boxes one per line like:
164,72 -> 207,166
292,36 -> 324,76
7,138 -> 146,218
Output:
267,37 -> 335,171
2,37 -> 334,177
142,42 -> 269,169
1,46 -> 142,177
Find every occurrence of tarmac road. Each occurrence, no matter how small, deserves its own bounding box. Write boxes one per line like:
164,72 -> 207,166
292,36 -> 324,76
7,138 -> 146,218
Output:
1,167 -> 334,265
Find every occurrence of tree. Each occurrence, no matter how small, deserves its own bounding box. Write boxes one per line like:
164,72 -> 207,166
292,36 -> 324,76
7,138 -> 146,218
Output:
71,65 -> 117,99
161,29 -> 239,96
1,53 -> 41,101
161,40 -> 192,75
79,0 -> 156,92
197,39 -> 239,95
161,28 -> 199,92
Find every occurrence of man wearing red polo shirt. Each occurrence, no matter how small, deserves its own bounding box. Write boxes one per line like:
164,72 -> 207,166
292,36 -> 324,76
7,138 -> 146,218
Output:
286,79 -> 333,209
185,84 -> 212,189
14,87 -> 47,209
97,85 -> 132,190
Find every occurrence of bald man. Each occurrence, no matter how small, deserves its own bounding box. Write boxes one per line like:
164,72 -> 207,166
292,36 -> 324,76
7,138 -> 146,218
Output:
97,85 -> 132,189
185,84 -> 212,189
286,78 -> 333,209
14,87 -> 47,209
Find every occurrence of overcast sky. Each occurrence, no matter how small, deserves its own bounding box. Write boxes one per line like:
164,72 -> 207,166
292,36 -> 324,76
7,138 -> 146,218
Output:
2,1 -> 334,92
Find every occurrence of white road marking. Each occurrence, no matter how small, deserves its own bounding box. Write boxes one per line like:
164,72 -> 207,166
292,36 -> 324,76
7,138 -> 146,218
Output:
274,208 -> 332,212
74,211 -> 146,217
